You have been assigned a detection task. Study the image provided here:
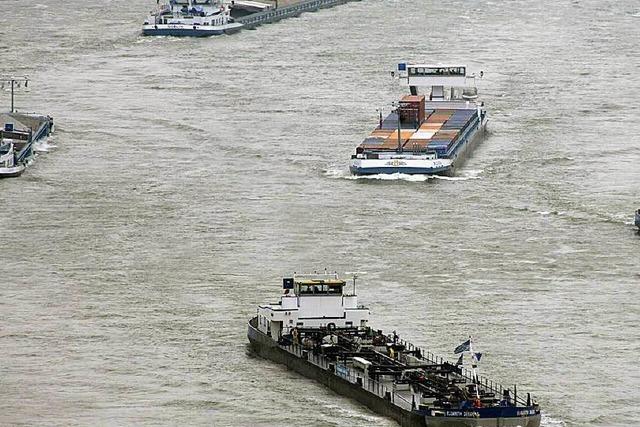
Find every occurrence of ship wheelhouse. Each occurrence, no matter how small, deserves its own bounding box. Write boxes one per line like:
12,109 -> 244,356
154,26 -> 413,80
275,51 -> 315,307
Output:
256,273 -> 369,341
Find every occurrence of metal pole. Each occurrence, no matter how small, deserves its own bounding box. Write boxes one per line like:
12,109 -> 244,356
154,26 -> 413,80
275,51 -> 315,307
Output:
396,106 -> 402,153
11,79 -> 15,113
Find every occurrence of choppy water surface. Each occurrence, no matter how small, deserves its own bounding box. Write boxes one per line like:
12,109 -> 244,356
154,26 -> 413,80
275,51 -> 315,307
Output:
1,0 -> 639,426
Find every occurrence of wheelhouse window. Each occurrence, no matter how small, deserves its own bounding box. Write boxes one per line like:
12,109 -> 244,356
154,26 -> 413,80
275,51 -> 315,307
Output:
409,67 -> 466,76
297,282 -> 344,295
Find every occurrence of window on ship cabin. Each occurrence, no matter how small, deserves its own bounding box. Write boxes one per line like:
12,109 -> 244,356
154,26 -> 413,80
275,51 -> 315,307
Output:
299,284 -> 313,295
328,285 -> 342,294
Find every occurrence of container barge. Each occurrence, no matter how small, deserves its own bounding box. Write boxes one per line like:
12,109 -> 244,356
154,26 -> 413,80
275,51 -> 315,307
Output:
350,63 -> 487,176
142,0 -> 360,37
248,273 -> 541,427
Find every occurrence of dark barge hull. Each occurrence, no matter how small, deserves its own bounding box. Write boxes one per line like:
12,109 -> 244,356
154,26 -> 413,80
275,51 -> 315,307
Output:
247,318 -> 540,427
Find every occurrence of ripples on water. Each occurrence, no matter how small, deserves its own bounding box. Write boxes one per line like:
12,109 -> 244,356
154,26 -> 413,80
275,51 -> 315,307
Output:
1,0 -> 639,426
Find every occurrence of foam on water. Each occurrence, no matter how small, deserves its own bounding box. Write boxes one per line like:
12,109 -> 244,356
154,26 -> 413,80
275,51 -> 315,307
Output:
541,413 -> 567,427
33,138 -> 57,153
323,168 -> 483,182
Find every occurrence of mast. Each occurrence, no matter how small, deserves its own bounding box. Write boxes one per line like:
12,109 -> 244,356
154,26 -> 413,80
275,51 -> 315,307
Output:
468,336 -> 480,399
395,103 -> 402,153
1,75 -> 29,113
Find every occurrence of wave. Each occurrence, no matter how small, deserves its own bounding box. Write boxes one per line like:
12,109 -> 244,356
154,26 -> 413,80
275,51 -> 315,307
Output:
541,412 -> 567,427
33,137 -> 57,153
323,168 -> 483,182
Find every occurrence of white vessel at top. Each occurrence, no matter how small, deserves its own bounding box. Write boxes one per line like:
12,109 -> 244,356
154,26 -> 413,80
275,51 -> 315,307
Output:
350,63 -> 488,176
142,0 -> 243,36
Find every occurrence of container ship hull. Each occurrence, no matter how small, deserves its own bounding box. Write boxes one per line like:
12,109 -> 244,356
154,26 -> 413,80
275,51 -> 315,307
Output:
350,117 -> 486,176
351,101 -> 487,177
248,317 -> 540,427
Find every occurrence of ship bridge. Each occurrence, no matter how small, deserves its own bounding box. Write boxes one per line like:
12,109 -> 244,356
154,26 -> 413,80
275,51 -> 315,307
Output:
397,63 -> 480,102
256,272 -> 369,341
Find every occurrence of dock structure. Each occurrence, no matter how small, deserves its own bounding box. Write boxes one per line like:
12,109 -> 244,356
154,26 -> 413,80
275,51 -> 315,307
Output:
235,0 -> 361,30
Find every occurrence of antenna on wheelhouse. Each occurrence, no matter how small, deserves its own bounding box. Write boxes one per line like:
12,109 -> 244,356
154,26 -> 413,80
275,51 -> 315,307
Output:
346,271 -> 366,295
352,273 -> 357,295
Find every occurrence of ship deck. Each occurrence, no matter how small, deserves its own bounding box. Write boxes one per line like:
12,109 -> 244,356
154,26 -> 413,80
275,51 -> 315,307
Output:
358,106 -> 480,157
256,320 -> 537,417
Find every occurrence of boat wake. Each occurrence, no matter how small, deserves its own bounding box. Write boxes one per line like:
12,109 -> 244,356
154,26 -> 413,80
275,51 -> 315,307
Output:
33,138 -> 57,153
540,412 -> 566,427
323,168 -> 483,182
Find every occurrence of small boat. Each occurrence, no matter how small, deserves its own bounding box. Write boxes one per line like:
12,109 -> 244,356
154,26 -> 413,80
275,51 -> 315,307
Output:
635,209 -> 640,229
0,142 -> 26,178
142,0 -> 243,37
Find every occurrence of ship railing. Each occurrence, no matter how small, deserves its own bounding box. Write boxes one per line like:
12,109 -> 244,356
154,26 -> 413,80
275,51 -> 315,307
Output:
390,335 -> 531,407
236,0 -> 342,26
282,341 -> 419,412
338,366 -> 393,403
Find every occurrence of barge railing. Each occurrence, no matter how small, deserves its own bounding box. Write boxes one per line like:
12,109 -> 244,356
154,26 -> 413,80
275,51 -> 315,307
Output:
391,335 -> 530,407
237,0 -> 358,28
279,332 -> 531,410
283,341 -> 417,409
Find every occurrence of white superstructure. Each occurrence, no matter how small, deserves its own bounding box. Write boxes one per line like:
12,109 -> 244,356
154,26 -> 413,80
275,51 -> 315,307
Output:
0,142 -> 25,177
256,273 -> 370,342
142,0 -> 243,36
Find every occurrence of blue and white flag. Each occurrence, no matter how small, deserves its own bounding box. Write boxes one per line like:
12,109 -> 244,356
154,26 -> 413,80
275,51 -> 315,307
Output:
474,352 -> 482,362
454,339 -> 471,354
456,354 -> 464,366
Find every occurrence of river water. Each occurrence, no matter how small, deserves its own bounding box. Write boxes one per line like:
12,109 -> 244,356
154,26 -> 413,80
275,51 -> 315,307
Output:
1,0 -> 639,426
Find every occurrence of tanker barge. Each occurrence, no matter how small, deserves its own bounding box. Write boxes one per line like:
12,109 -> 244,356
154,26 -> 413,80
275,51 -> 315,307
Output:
248,273 -> 541,427
350,63 -> 487,176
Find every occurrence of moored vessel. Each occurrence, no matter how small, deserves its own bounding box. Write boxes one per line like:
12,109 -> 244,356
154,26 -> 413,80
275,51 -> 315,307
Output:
635,209 -> 640,229
142,0 -> 362,37
350,63 -> 487,176
248,272 -> 541,427
142,0 -> 243,36
0,76 -> 55,178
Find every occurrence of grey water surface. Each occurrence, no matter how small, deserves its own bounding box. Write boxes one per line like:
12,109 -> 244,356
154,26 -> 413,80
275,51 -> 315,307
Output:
1,0 -> 639,426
